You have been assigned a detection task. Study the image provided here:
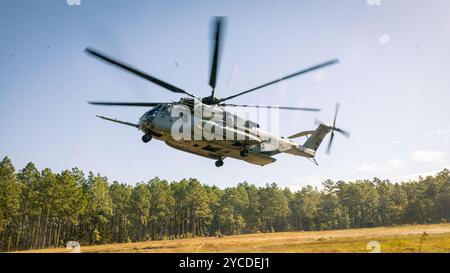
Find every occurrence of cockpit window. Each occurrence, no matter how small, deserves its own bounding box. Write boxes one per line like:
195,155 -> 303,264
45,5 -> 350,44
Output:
160,105 -> 171,115
146,106 -> 161,118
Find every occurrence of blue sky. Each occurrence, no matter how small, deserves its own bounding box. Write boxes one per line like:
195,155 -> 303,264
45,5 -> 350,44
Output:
1,0 -> 449,189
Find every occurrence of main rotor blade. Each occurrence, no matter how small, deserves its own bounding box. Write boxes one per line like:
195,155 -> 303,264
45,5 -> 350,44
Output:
84,47 -> 196,98
220,103 -> 320,111
209,17 -> 225,96
217,59 -> 339,103
88,101 -> 165,107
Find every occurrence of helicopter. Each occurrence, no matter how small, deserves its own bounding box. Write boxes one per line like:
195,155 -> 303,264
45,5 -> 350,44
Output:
85,17 -> 349,167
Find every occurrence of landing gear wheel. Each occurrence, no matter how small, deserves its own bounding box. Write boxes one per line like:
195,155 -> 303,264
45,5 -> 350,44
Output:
215,159 -> 224,167
142,134 -> 152,143
240,149 -> 249,157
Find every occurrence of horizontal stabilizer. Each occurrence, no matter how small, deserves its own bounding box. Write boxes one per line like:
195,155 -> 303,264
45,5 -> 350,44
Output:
288,130 -> 315,139
96,115 -> 138,128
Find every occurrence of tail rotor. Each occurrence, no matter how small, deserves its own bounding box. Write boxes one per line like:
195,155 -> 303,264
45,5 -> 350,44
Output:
317,103 -> 350,154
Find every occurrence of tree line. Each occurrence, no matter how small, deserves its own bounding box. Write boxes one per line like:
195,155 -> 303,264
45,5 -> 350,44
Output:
0,156 -> 449,251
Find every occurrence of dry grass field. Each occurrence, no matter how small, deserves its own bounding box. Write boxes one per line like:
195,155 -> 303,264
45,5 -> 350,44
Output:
18,224 -> 450,253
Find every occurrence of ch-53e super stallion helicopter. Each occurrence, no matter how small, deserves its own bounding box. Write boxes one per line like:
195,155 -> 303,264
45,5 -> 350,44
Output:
85,17 -> 349,167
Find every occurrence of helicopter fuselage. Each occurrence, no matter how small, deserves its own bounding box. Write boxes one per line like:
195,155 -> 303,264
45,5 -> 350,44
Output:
136,99 -> 317,166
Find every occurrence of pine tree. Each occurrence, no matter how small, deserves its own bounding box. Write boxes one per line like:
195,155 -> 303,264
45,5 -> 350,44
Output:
109,181 -> 132,243
130,182 -> 151,241
0,157 -> 21,250
85,172 -> 112,244
148,177 -> 174,239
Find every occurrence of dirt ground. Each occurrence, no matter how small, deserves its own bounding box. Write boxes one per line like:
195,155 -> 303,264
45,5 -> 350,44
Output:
17,223 -> 450,253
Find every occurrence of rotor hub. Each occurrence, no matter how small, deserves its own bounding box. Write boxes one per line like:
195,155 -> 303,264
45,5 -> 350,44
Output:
201,96 -> 220,105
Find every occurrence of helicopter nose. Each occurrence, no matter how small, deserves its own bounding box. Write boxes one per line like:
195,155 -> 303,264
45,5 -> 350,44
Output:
138,119 -> 153,131
138,115 -> 154,129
